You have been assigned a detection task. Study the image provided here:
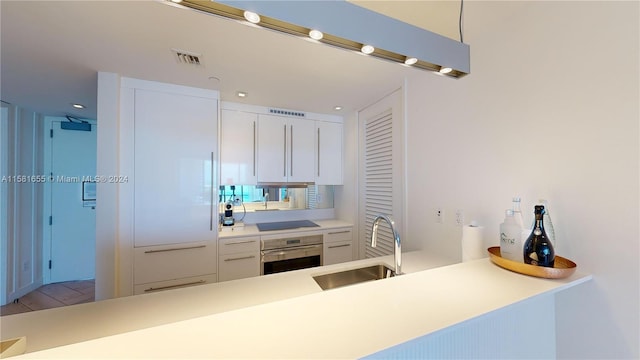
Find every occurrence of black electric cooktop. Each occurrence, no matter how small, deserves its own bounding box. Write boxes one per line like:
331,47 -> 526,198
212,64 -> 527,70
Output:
256,220 -> 320,232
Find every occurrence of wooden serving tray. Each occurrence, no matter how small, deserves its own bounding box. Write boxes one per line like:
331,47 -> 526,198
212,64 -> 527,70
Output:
0,336 -> 26,358
487,247 -> 577,279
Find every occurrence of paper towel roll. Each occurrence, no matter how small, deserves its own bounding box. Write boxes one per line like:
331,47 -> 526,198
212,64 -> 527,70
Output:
462,224 -> 485,262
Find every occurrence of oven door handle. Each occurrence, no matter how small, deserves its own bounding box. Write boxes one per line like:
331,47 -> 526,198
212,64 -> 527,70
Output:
261,244 -> 321,255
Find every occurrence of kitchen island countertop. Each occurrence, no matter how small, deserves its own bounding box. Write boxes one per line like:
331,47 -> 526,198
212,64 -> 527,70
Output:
4,250 -> 590,359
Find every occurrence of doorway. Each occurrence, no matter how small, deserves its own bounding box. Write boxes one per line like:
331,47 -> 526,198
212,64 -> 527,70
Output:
44,118 -> 97,284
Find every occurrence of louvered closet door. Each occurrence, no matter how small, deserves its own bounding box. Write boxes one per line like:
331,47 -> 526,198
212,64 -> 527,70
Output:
358,89 -> 404,259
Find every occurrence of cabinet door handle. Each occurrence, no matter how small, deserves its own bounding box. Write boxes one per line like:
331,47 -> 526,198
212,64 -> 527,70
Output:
290,125 -> 294,177
224,255 -> 256,262
225,240 -> 257,245
328,230 -> 351,235
253,121 -> 256,176
328,244 -> 351,249
210,151 -> 214,231
283,124 -> 287,177
143,280 -> 206,293
317,128 -> 321,177
144,245 -> 206,254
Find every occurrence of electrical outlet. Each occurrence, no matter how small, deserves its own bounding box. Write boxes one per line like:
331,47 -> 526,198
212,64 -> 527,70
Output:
455,209 -> 464,226
435,208 -> 444,224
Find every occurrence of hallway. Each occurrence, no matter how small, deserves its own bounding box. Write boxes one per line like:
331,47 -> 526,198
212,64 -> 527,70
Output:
0,280 -> 94,316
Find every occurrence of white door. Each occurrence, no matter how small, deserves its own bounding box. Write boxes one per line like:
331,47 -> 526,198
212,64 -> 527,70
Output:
50,121 -> 97,282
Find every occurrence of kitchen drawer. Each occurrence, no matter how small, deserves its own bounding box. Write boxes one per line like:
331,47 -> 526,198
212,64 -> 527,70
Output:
218,252 -> 260,282
323,228 -> 352,243
323,240 -> 353,266
218,236 -> 260,255
134,241 -> 217,285
133,273 -> 217,295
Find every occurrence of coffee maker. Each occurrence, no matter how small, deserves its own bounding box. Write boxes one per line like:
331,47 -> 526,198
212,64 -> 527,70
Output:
222,200 -> 234,226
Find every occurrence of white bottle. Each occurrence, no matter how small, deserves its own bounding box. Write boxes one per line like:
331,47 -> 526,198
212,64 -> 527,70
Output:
500,209 -> 524,262
512,197 -> 525,229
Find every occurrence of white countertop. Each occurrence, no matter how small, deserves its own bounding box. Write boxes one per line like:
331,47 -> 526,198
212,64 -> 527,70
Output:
4,251 -> 591,359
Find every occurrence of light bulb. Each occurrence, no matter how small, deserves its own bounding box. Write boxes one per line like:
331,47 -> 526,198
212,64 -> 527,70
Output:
404,57 -> 418,65
309,29 -> 323,40
361,45 -> 375,55
243,11 -> 261,24
439,67 -> 453,74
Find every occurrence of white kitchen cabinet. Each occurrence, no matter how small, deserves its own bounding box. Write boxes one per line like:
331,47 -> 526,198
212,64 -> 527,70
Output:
121,78 -> 219,295
133,241 -> 217,285
323,227 -> 353,265
257,114 -> 315,183
133,274 -> 218,295
315,120 -> 343,185
133,87 -> 218,247
220,109 -> 258,185
218,236 -> 260,282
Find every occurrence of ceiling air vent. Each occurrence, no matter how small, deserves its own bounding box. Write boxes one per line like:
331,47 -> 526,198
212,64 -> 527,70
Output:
269,108 -> 306,118
171,48 -> 202,66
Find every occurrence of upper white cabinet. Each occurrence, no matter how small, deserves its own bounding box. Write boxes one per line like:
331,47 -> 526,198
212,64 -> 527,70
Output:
132,86 -> 218,247
257,114 -> 315,183
315,120 -> 343,185
219,103 -> 343,186
220,109 -> 258,185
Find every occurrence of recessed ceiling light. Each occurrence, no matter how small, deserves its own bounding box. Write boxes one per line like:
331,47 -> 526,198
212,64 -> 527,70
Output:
170,0 -> 182,3
439,67 -> 453,74
237,91 -> 248,98
309,29 -> 324,40
404,57 -> 418,65
361,45 -> 375,55
243,11 -> 261,24
72,103 -> 85,109
334,106 -> 342,111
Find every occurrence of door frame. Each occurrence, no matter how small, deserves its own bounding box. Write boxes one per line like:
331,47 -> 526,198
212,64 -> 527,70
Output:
42,116 -> 97,284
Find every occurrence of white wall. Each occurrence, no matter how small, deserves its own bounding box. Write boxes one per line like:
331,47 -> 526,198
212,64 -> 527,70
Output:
95,72 -> 120,300
404,1 -> 638,358
334,111 -> 360,258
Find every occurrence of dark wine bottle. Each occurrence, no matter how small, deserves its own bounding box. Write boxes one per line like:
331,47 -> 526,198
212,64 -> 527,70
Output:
523,205 -> 555,267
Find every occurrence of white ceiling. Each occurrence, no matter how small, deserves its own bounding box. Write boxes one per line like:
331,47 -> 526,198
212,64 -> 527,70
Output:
0,0 -> 461,119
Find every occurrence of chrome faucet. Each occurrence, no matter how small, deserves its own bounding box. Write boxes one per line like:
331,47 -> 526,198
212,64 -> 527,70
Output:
370,214 -> 402,275
263,192 -> 269,210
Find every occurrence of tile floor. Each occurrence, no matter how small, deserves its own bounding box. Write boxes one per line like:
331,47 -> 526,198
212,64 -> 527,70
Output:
0,280 -> 95,316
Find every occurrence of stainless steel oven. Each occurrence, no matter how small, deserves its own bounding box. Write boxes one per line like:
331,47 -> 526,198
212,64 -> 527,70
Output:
261,234 -> 323,275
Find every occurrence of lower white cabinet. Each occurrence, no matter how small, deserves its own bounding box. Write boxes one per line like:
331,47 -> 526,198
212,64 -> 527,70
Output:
323,228 -> 353,266
133,241 -> 217,293
218,236 -> 260,282
134,274 -> 217,295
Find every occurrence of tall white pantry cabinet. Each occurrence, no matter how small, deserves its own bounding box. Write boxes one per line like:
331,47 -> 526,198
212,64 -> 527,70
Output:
119,78 -> 219,296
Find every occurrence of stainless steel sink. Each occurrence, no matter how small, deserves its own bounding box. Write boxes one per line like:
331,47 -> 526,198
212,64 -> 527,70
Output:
312,264 -> 396,290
